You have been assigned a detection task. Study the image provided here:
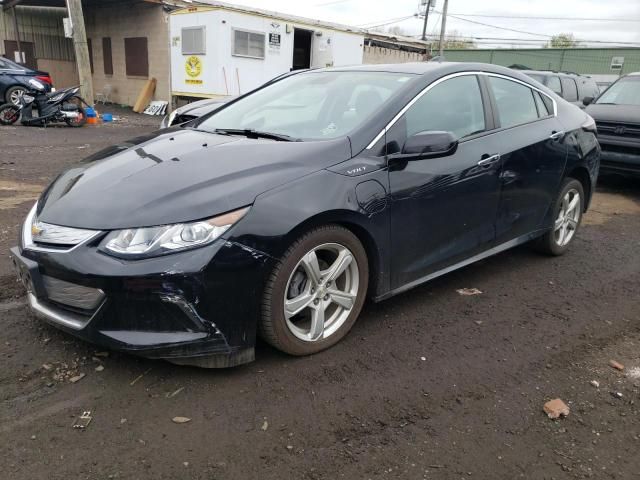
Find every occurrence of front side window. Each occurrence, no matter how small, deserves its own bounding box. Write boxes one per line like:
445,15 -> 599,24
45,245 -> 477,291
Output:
402,75 -> 486,141
547,76 -> 562,95
489,76 -> 539,129
198,71 -> 415,140
560,77 -> 578,102
596,76 -> 640,106
233,30 -> 265,59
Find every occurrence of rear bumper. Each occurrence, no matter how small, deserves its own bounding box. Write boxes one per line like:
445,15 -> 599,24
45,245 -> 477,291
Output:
9,238 -> 274,368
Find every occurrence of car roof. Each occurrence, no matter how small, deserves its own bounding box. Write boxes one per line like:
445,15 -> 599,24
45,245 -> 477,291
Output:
321,61 -> 530,77
626,72 -> 640,77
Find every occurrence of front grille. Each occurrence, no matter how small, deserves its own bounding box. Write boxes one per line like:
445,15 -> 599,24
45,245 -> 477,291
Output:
596,121 -> 640,140
42,275 -> 105,311
600,144 -> 640,156
32,221 -> 98,248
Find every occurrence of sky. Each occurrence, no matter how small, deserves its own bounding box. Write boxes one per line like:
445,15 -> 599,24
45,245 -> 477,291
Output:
218,0 -> 640,48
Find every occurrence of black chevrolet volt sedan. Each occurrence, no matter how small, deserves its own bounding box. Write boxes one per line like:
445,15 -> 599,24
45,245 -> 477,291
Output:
10,62 -> 600,367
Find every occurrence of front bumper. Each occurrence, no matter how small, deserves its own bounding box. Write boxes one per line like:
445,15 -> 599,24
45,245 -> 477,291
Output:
9,238 -> 274,367
598,136 -> 640,176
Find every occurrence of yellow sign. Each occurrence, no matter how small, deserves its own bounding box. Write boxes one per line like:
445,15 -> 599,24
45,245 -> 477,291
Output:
186,79 -> 203,84
185,56 -> 202,78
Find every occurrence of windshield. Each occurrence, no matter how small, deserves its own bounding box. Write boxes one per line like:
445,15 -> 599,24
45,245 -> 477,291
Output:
197,71 -> 416,140
596,76 -> 640,106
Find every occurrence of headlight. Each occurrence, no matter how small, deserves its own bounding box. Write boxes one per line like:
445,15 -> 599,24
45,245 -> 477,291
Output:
101,207 -> 249,258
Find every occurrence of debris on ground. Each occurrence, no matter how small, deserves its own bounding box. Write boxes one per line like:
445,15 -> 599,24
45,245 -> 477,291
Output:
626,366 -> 640,380
130,368 -> 152,386
69,373 -> 86,383
611,391 -> 623,399
94,351 -> 110,358
172,416 -> 191,424
609,360 -> 625,371
543,399 -> 570,419
261,420 -> 269,431
72,411 -> 93,429
590,380 -> 600,388
166,387 -> 184,398
95,365 -> 104,372
420,356 -> 426,361
456,288 -> 483,296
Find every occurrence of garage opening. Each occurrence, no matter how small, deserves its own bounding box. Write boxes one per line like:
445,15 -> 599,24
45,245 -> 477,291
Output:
292,29 -> 312,70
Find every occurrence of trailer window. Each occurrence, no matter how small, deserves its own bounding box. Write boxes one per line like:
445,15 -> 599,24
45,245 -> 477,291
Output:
182,27 -> 206,55
233,29 -> 265,59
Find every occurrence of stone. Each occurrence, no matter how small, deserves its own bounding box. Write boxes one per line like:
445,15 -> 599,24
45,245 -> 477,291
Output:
543,399 -> 570,419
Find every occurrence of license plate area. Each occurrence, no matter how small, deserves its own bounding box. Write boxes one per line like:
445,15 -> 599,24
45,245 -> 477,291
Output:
9,247 -> 46,298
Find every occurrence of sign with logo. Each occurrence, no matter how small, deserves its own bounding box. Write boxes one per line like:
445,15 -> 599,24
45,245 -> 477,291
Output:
269,33 -> 281,48
185,55 -> 202,78
611,56 -> 624,70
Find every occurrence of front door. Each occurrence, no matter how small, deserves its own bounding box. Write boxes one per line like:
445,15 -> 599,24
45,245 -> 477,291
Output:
387,74 -> 503,289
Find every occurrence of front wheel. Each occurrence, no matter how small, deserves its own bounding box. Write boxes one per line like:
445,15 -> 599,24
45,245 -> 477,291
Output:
260,225 -> 369,356
533,178 -> 584,256
0,104 -> 20,125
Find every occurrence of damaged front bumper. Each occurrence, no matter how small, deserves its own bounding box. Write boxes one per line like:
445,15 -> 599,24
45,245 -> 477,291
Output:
9,238 -> 273,368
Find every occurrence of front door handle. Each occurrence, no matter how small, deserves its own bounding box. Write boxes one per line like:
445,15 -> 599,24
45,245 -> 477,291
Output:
549,130 -> 565,141
477,153 -> 501,167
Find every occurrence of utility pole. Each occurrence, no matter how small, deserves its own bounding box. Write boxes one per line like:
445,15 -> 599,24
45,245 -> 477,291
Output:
66,0 -> 94,105
421,0 -> 432,41
438,0 -> 449,58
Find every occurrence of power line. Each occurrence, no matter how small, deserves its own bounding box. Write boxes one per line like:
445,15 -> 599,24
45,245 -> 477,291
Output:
447,13 -> 640,23
357,15 -> 417,28
440,12 -> 553,37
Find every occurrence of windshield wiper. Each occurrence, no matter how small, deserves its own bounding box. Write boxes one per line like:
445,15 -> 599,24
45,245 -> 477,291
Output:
213,128 -> 299,142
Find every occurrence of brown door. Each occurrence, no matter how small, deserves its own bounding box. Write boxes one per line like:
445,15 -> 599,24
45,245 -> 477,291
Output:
4,40 -> 37,69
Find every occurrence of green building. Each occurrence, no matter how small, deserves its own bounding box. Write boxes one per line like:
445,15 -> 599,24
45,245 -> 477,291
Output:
443,47 -> 640,85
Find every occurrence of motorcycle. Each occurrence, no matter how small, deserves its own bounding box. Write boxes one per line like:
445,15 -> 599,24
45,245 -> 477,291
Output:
0,78 -> 88,127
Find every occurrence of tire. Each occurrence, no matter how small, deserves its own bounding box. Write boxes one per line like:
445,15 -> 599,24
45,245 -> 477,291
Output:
5,85 -> 26,106
533,178 -> 585,256
260,225 -> 369,356
64,106 -> 87,128
0,104 -> 20,125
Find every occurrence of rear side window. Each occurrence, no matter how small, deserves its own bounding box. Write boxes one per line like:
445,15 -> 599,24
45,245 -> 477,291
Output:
488,77 -> 539,128
547,76 -> 562,95
403,75 -> 486,141
533,91 -> 550,117
0,59 -> 6,69
560,77 -> 578,102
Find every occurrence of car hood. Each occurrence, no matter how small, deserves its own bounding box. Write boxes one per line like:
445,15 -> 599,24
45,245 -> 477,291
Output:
585,103 -> 640,123
36,128 -> 351,230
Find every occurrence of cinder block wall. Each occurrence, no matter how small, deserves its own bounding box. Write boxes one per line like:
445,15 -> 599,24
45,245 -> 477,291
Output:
85,2 -> 171,106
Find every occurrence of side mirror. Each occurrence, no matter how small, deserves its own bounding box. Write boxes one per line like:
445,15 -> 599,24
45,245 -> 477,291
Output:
402,131 -> 458,158
582,96 -> 594,106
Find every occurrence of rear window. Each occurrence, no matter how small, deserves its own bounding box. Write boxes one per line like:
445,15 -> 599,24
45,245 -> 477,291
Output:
547,76 -> 562,95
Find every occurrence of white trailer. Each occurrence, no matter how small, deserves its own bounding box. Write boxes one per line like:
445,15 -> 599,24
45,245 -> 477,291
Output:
169,2 -> 365,100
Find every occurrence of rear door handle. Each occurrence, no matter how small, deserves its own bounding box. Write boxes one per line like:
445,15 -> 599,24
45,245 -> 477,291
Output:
477,153 -> 501,167
549,131 -> 565,141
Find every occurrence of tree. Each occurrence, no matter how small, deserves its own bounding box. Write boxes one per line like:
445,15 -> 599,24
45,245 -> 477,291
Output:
441,30 -> 476,49
545,33 -> 580,48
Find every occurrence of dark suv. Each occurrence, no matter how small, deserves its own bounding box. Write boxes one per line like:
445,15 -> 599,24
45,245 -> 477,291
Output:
0,56 -> 53,105
585,72 -> 640,176
522,70 -> 600,108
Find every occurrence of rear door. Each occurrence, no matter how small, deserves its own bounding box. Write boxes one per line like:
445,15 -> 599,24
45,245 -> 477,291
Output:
560,76 -> 580,106
484,75 -> 568,243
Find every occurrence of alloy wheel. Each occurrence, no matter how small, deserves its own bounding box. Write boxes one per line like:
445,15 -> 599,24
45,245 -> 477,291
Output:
283,243 -> 359,342
554,188 -> 581,247
9,87 -> 26,106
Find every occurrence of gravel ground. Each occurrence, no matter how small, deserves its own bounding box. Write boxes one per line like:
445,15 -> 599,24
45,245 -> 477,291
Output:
1,113 -> 639,479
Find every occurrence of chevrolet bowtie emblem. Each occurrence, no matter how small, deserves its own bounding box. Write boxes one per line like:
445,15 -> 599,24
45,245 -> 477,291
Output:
31,223 -> 44,237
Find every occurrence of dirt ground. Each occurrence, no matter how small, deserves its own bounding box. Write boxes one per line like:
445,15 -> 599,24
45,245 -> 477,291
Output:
1,110 -> 640,480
